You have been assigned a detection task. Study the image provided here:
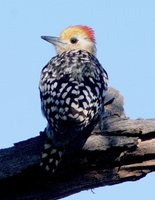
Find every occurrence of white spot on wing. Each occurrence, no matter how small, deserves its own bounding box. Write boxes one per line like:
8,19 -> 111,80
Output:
59,108 -> 64,113
95,87 -> 100,95
71,102 -> 78,109
53,82 -> 57,88
55,160 -> 59,166
55,100 -> 59,105
61,83 -> 68,88
55,114 -> 59,119
46,97 -> 51,104
78,115 -> 84,121
58,151 -> 63,157
60,100 -> 65,104
42,153 -> 48,158
69,78 -> 74,82
44,83 -> 47,91
66,97 -> 71,105
89,77 -> 95,83
71,89 -> 77,94
68,113 -> 79,118
44,143 -> 52,149
49,158 -> 53,163
52,91 -> 56,96
47,84 -> 50,91
51,106 -> 56,112
83,90 -> 88,97
62,92 -> 68,99
83,109 -> 88,116
86,86 -> 93,96
82,101 -> 88,109
50,149 -> 57,154
79,95 -> 84,100
65,107 -> 69,112
45,165 -> 50,171
66,86 -> 72,92
61,115 -> 67,120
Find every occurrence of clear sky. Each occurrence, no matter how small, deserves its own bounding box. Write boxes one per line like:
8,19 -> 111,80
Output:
0,0 -> 155,199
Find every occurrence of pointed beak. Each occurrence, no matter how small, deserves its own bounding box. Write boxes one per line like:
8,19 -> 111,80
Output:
41,36 -> 64,47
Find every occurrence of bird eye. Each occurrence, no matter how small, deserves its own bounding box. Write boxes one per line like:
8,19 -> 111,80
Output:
70,37 -> 78,44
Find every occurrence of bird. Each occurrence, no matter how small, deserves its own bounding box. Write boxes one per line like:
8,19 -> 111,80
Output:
39,25 -> 108,173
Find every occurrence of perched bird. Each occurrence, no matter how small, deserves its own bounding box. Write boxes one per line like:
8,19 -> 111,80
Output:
39,25 -> 108,173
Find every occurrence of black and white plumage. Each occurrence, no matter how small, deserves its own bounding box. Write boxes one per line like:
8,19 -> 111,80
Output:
39,25 -> 108,173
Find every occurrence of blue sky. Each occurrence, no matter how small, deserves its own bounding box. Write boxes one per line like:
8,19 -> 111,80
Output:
0,0 -> 155,199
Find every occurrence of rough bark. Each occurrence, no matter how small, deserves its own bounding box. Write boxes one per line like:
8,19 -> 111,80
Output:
0,87 -> 155,200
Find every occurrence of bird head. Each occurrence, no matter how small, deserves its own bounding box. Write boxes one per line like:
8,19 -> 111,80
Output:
41,25 -> 96,55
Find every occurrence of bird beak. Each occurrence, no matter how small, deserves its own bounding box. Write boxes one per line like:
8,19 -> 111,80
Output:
41,36 -> 64,47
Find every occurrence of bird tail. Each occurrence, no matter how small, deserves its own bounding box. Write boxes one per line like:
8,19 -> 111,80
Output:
40,138 -> 65,173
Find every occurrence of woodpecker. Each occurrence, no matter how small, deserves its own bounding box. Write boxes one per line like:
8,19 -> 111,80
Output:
39,25 -> 108,173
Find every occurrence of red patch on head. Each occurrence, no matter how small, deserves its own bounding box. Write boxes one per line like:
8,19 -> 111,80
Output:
79,26 -> 95,42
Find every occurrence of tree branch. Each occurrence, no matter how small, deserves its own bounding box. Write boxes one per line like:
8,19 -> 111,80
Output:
0,88 -> 155,200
